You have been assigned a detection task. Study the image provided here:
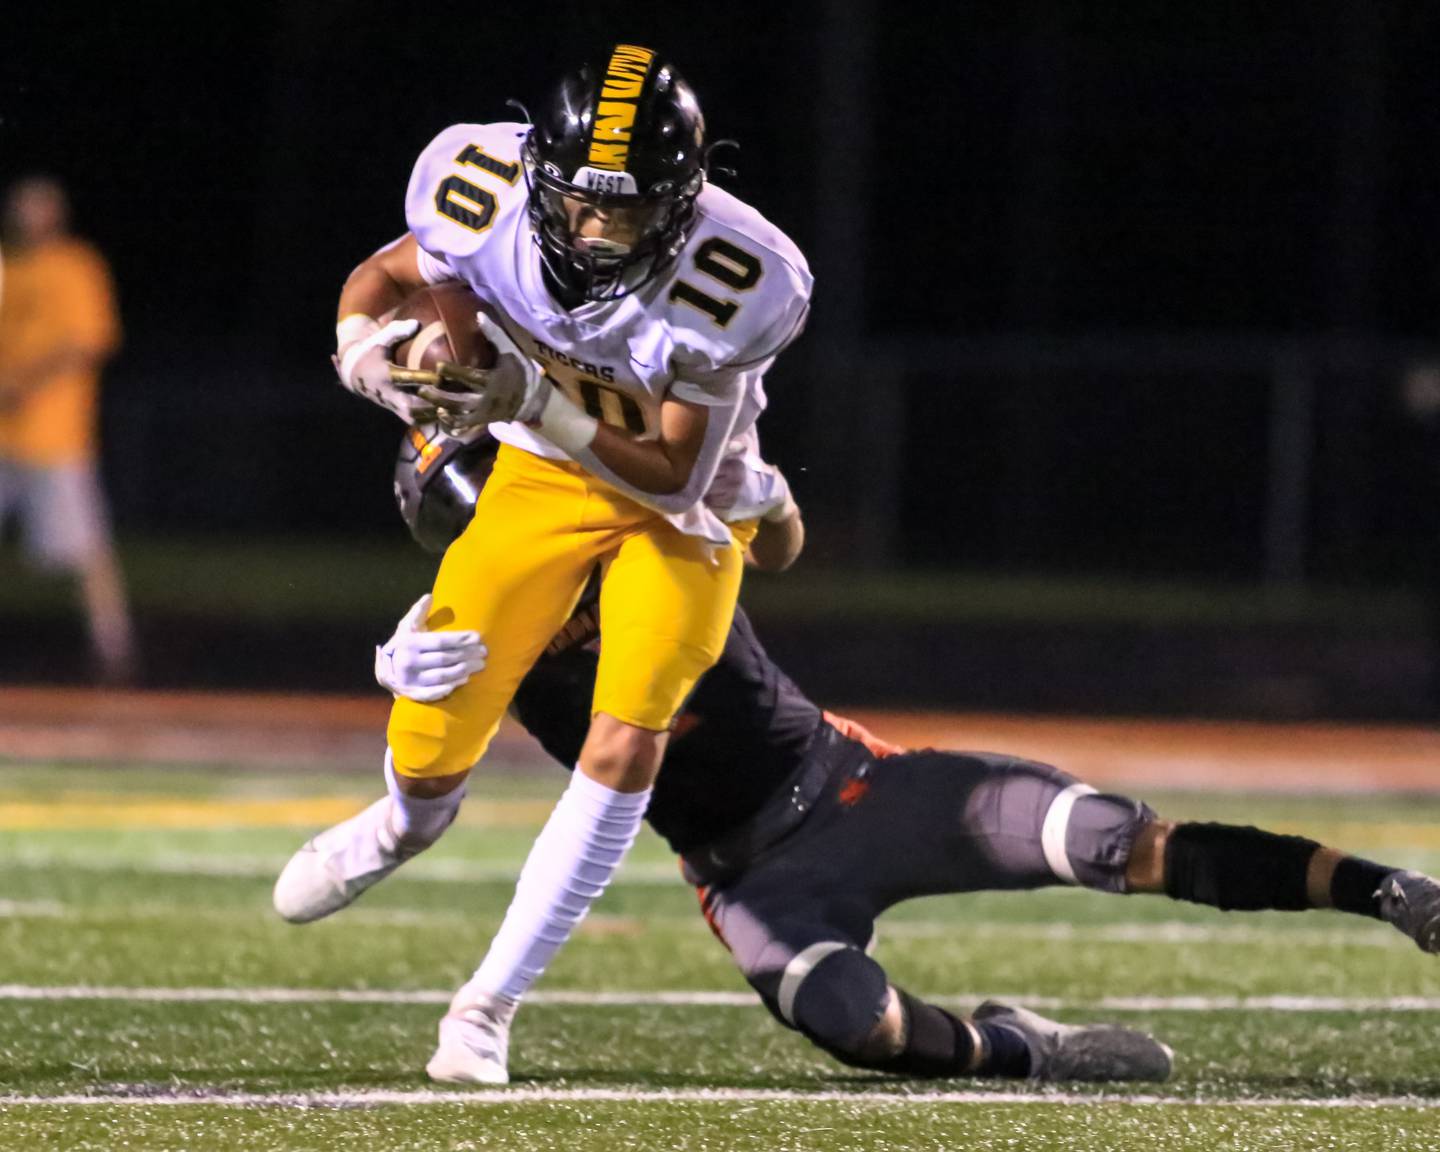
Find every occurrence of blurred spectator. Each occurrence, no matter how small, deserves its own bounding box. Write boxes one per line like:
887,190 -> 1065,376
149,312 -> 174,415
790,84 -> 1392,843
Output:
0,176 -> 136,682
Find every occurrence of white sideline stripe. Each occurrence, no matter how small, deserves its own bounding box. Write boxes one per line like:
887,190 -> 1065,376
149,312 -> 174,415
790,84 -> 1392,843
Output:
5,985 -> 1440,1012
0,894 -> 1412,949
1040,783 -> 1096,885
3,1088 -> 1439,1110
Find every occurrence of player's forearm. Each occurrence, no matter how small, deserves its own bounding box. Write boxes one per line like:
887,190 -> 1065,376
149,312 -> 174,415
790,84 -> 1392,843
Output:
747,509 -> 804,572
538,387 -> 735,514
337,235 -> 428,324
570,427 -> 731,516
586,426 -> 697,496
338,261 -> 412,324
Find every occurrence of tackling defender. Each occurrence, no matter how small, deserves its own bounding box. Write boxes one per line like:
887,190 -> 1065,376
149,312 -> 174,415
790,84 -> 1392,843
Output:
277,432 -> 1440,1085
296,46 -> 810,1082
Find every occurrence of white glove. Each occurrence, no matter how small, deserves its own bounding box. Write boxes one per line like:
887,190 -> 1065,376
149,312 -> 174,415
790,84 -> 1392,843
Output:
334,315 -> 436,425
417,313 -> 549,435
374,594 -> 488,703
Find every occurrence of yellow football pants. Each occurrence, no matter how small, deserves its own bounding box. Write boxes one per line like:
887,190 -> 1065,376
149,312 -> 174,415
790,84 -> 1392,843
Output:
388,444 -> 756,777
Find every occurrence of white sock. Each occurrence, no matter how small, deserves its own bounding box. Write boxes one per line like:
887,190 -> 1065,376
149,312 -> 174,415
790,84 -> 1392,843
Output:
470,768 -> 650,1004
382,750 -> 465,854
309,753 -> 463,884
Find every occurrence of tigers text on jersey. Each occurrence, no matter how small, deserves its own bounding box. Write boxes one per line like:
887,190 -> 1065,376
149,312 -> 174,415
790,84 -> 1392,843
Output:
404,121 -> 812,471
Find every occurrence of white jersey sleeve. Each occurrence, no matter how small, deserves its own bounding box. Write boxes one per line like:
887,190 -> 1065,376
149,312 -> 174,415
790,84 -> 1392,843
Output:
415,245 -> 456,286
405,122 -> 530,271
566,187 -> 810,543
663,184 -> 813,404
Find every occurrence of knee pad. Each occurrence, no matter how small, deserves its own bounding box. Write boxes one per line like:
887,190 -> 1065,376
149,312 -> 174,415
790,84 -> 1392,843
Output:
1042,784 -> 1155,893
777,943 -> 890,1060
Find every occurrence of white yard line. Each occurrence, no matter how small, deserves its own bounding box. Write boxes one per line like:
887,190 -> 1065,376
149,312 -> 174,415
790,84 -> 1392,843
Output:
2,1087 -> 1438,1109
4,985 -> 1440,1012
884,921 -> 1402,948
0,900 -> 64,917
4,852 -> 683,884
0,885 -> 1410,949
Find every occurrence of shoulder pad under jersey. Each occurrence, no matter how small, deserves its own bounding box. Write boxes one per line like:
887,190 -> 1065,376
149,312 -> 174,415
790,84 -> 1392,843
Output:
663,185 -> 812,378
405,122 -> 530,263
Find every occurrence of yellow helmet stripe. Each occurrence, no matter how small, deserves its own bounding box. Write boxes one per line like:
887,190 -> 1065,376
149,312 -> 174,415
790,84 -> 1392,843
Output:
587,44 -> 657,173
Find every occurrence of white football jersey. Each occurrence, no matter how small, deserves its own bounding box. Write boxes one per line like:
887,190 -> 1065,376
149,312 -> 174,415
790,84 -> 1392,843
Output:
404,122 -> 811,528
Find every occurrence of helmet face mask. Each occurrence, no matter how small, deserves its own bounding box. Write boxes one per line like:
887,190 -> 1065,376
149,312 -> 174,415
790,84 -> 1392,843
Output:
523,45 -> 707,304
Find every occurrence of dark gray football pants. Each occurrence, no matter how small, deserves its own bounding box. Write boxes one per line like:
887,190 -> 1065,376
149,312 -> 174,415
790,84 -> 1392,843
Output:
686,727 -> 1153,1039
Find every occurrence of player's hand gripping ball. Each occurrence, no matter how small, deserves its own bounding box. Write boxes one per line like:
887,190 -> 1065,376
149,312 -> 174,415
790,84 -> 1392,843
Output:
335,282 -> 498,427
414,312 -> 549,436
388,282 -> 497,378
333,315 -> 429,423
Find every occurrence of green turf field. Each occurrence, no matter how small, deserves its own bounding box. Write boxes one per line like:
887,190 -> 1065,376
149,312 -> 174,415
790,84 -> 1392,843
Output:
4,761 -> 1440,1150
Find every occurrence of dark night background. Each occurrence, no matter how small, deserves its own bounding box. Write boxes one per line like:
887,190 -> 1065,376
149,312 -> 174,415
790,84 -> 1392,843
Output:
6,2 -> 1440,713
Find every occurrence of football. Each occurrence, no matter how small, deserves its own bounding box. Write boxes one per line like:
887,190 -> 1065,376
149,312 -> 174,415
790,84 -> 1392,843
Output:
388,281 -> 496,375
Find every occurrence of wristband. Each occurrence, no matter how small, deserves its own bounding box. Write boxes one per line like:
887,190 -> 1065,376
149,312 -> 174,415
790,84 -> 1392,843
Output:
534,385 -> 599,455
336,313 -> 380,352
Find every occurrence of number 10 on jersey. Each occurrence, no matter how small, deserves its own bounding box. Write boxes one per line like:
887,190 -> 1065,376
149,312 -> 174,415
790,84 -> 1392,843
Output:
669,238 -> 763,328
554,376 -> 650,435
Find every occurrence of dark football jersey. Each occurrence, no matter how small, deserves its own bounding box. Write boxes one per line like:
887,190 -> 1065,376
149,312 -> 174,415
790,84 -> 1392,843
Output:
511,604 -> 824,854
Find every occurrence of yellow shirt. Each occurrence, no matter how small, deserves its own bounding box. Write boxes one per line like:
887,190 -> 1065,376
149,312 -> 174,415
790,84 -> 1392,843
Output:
0,237 -> 121,466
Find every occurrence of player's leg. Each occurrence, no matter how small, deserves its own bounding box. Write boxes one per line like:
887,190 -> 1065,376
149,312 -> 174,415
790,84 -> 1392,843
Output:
388,449 -> 609,780
25,462 -> 136,682
791,744 -> 1155,904
1125,819 -> 1440,951
698,880 -> 1170,1082
272,753 -> 469,924
275,449 -> 602,924
429,519 -> 754,1084
848,745 -> 1440,952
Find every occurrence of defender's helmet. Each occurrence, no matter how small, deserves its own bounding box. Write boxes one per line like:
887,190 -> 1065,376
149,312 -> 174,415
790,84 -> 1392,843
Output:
393,425 -> 498,554
524,44 -> 706,303
394,425 -> 602,648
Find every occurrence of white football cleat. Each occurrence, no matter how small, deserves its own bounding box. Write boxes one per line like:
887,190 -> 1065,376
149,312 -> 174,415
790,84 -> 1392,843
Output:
1377,870 -> 1440,953
272,798 -> 407,924
426,986 -> 517,1086
973,1000 -> 1174,1083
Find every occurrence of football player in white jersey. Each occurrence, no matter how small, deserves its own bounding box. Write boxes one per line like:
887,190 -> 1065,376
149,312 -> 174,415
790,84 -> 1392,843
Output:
274,45 -> 812,1085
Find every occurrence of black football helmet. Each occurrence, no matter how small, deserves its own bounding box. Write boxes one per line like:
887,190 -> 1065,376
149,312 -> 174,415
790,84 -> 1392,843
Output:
523,44 -> 707,304
393,425 -> 498,554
